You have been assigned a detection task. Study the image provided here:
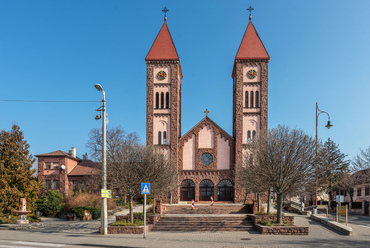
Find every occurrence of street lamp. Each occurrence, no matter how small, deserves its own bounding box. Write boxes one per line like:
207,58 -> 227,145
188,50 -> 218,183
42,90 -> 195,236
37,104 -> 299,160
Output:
95,83 -> 107,235
315,102 -> 332,207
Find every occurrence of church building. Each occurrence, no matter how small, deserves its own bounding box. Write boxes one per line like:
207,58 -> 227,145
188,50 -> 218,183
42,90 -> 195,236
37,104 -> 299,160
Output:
145,10 -> 269,203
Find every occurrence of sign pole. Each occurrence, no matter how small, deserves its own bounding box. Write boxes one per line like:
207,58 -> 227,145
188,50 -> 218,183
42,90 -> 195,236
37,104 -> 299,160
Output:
144,194 -> 146,239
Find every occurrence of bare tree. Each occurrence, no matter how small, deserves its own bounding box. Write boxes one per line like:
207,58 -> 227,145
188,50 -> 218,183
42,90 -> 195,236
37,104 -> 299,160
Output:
238,126 -> 316,223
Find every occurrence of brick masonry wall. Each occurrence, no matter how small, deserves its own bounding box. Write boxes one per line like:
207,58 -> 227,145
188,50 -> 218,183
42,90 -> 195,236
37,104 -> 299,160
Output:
256,224 -> 309,235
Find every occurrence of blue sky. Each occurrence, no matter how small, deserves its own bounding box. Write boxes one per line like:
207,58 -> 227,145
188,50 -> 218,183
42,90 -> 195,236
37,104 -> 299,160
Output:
1,0 -> 369,165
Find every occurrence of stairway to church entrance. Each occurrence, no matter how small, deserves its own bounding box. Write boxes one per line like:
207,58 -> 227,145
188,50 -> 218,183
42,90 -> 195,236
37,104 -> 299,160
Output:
151,204 -> 256,232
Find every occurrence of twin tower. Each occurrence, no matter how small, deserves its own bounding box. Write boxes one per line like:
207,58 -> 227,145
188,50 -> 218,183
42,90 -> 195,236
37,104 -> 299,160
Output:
145,13 -> 269,203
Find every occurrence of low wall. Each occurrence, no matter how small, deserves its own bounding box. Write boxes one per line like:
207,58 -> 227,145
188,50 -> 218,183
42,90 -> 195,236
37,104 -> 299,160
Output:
256,224 -> 308,235
105,225 -> 152,234
250,215 -> 294,225
310,214 -> 352,236
115,214 -> 162,224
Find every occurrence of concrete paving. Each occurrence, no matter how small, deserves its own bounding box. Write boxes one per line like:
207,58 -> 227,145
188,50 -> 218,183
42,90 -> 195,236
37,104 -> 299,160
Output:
0,213 -> 369,248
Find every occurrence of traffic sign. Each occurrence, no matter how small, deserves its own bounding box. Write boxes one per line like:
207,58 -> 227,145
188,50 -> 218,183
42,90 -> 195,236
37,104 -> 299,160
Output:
141,183 -> 150,194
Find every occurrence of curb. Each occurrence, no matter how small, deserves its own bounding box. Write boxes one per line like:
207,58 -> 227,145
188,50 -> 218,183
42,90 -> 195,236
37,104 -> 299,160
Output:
310,214 -> 352,235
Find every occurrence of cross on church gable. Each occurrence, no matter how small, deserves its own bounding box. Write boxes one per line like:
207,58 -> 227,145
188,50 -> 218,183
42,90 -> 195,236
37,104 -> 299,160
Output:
204,109 -> 210,117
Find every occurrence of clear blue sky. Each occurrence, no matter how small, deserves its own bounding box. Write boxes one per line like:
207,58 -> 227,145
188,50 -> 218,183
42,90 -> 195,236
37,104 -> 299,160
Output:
1,0 -> 369,165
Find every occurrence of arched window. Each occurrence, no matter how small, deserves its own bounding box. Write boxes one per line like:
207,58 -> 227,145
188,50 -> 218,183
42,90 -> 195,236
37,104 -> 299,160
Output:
252,130 -> 256,140
245,91 -> 249,108
163,131 -> 167,144
255,91 -> 259,108
160,93 -> 164,109
158,131 -> 162,145
247,130 -> 251,144
166,92 -> 169,109
218,180 -> 233,201
180,179 -> 195,201
155,92 -> 159,109
250,91 -> 254,108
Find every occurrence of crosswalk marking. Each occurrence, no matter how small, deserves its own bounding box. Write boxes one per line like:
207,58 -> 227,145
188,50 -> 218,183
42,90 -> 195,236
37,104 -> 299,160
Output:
13,241 -> 65,247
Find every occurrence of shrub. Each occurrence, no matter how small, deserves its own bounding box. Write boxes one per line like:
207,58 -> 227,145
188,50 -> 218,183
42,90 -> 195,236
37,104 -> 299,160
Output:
260,220 -> 272,226
64,193 -> 115,210
70,206 -> 101,219
36,190 -> 64,217
111,219 -> 146,226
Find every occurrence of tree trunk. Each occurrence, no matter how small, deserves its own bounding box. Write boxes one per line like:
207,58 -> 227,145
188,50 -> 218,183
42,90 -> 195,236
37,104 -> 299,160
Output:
129,195 -> 134,223
267,190 -> 271,215
257,193 -> 261,212
276,193 -> 283,224
170,191 -> 173,205
152,194 -> 156,214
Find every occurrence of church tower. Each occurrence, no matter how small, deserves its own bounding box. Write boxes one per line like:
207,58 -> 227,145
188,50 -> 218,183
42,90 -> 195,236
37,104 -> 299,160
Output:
145,15 -> 182,167
232,13 -> 269,202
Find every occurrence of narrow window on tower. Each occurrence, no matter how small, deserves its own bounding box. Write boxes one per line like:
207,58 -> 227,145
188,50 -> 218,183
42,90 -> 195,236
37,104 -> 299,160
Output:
155,92 -> 159,109
158,131 -> 162,145
247,131 -> 251,144
255,91 -> 259,108
161,93 -> 164,109
166,92 -> 169,108
252,130 -> 256,140
250,91 -> 254,108
245,91 -> 249,108
163,131 -> 167,144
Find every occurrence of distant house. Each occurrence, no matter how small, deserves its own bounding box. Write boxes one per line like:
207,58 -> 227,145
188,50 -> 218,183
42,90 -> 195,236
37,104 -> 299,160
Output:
36,147 -> 99,197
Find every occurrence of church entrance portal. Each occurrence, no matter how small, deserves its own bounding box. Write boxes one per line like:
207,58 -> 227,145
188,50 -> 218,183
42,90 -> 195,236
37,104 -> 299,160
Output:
218,180 -> 233,201
180,179 -> 195,201
199,179 -> 214,201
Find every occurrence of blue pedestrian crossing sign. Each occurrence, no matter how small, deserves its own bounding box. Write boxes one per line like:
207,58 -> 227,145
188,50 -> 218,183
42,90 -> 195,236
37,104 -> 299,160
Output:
141,183 -> 150,194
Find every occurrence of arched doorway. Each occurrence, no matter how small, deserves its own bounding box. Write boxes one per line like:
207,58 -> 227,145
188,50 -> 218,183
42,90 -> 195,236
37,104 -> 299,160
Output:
180,179 -> 195,201
218,180 -> 233,201
199,179 -> 214,201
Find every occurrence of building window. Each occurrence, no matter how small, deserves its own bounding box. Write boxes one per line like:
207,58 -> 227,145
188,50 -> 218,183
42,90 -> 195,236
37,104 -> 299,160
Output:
73,181 -> 79,191
46,180 -> 51,189
252,130 -> 256,140
255,91 -> 259,107
247,130 -> 251,144
53,180 -> 59,189
250,91 -> 254,108
245,91 -> 249,108
163,131 -> 167,144
365,186 -> 370,196
158,131 -> 162,145
161,92 -> 164,109
166,92 -> 169,109
357,188 -> 362,196
45,162 -> 51,170
155,92 -> 159,109
82,180 -> 86,190
53,162 -> 59,169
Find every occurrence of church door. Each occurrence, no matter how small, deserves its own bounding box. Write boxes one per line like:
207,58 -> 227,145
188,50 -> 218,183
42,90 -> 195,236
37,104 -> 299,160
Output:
218,180 -> 233,201
180,179 -> 195,201
199,179 -> 214,201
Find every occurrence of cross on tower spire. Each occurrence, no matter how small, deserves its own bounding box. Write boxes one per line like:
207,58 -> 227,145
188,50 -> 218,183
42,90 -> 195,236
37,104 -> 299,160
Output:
247,5 -> 254,20
162,7 -> 169,21
204,109 -> 210,117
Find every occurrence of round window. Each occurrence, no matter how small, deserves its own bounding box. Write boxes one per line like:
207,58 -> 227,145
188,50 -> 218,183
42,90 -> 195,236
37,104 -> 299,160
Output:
200,153 -> 213,165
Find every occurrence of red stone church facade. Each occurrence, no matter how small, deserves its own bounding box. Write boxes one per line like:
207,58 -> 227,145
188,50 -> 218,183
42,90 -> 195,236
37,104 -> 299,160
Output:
145,14 -> 269,203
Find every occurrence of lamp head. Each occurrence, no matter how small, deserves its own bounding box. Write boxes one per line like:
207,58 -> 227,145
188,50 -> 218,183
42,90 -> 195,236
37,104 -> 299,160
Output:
325,121 -> 333,129
94,84 -> 103,92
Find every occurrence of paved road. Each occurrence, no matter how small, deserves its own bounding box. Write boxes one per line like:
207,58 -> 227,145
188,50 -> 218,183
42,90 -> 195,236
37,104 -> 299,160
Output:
0,214 -> 369,248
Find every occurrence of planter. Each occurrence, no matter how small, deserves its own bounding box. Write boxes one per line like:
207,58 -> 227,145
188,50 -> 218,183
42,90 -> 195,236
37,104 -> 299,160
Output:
115,214 -> 162,224
100,225 -> 152,234
256,224 -> 309,235
250,214 -> 294,225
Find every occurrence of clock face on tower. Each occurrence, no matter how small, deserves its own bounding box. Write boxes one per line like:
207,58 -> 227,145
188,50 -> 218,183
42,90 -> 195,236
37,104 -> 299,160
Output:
247,69 -> 257,79
200,153 -> 213,165
157,71 -> 167,80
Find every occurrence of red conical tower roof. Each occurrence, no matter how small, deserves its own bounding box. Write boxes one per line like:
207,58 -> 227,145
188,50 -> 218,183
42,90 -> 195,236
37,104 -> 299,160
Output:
234,17 -> 269,61
145,19 -> 180,61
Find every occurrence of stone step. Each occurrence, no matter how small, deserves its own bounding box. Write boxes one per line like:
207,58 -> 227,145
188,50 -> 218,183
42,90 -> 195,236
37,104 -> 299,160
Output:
151,226 -> 257,232
159,217 -> 251,222
163,206 -> 249,214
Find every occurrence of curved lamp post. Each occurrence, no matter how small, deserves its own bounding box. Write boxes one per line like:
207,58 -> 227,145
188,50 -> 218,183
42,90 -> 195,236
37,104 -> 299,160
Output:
95,83 -> 107,235
315,102 -> 333,206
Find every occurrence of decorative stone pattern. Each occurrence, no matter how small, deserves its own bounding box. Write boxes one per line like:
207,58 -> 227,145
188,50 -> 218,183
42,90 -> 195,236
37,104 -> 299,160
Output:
256,224 -> 309,235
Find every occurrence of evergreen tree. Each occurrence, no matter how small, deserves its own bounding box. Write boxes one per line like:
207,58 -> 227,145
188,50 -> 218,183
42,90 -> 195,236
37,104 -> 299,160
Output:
318,138 -> 349,201
0,124 -> 40,215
